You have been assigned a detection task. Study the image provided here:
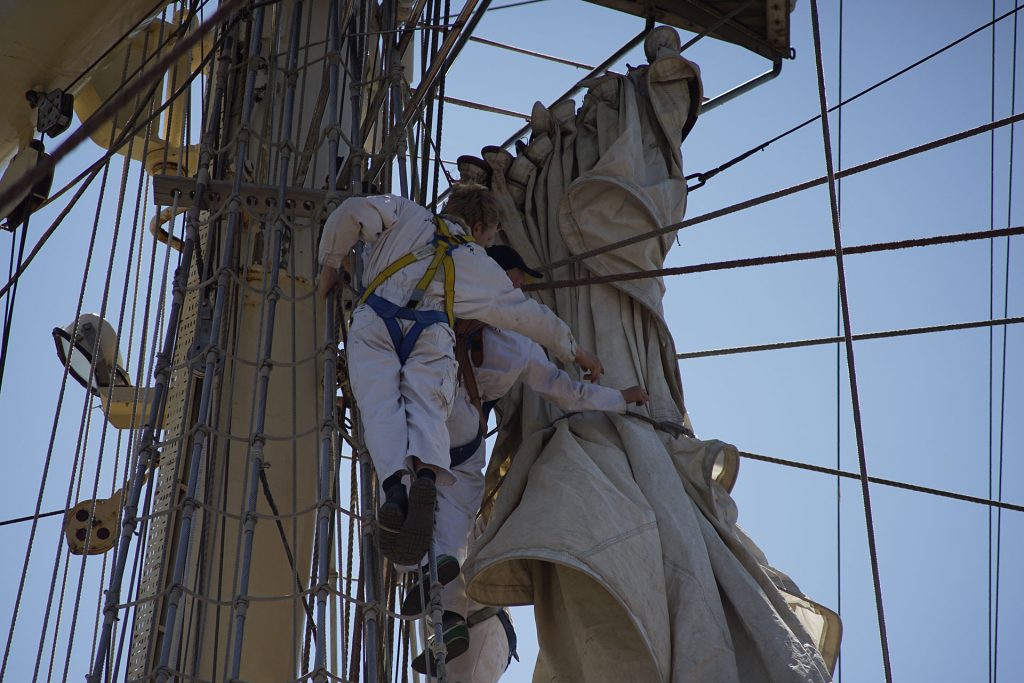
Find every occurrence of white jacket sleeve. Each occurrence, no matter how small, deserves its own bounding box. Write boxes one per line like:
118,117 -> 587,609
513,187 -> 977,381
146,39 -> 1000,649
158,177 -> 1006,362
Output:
451,245 -> 578,364
318,195 -> 406,268
518,339 -> 626,413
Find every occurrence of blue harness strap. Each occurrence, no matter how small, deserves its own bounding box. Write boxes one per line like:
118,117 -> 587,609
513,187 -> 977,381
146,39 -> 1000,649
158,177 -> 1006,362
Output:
496,608 -> 519,667
363,292 -> 448,365
449,399 -> 498,468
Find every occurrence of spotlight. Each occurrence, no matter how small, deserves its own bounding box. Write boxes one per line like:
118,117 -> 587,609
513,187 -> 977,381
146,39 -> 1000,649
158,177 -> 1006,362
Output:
52,313 -> 131,395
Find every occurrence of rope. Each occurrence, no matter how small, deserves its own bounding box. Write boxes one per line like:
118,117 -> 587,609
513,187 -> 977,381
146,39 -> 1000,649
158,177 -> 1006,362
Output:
809,2 -> 892,680
0,21 -> 227,303
687,3 -> 1024,192
540,110 -> 1024,272
677,316 -> 1024,360
58,29 -> 164,670
525,225 -> 1024,292
0,0 -> 248,225
987,5 -> 998,680
737,452 -> 1024,515
993,5 -> 1019,678
259,469 -> 318,632
0,210 -> 31,395
835,2 -> 845,676
0,135 -> 115,683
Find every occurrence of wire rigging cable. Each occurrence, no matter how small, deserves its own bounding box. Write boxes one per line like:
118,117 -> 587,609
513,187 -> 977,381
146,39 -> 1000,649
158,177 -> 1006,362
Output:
540,109 -> 1024,272
809,1 -> 892,679
992,5 -> 1018,679
687,3 -> 1024,191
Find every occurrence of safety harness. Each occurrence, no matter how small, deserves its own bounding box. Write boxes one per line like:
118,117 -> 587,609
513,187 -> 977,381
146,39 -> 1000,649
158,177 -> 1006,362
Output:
449,319 -> 495,468
357,217 -> 474,365
467,606 -> 519,668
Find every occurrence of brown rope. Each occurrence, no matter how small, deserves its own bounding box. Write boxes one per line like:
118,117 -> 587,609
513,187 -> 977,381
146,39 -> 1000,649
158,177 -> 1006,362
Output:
524,224 -> 1024,292
678,316 -> 1024,359
539,110 -> 1024,272
739,451 -> 1024,515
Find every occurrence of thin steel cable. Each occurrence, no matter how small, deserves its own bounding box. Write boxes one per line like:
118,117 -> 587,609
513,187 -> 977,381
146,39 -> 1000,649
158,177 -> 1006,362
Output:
542,109 -> 1024,272
0,209 -> 31,395
737,451 -> 1024,514
527,225 -> 1024,292
313,0 -> 344,679
63,0 -> 200,92
113,91 -> 185,678
225,3 -> 306,674
0,26 -> 226,303
809,1 -> 892,679
677,317 -> 1024,360
84,14 -> 241,679
0,0 -> 247,228
687,3 -> 1024,192
59,43 -> 164,673
988,4 -> 999,680
835,1 -> 845,678
994,7 -> 1019,679
258,469 -> 318,628
0,133 -> 116,683
105,48 -> 178,675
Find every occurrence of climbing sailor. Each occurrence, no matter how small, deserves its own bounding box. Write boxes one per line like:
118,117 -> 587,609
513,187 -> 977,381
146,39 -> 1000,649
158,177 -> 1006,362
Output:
402,244 -> 649,676
317,185 -> 604,565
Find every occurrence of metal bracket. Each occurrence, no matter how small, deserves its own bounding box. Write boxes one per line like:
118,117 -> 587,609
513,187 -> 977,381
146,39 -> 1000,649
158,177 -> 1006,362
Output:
26,89 -> 74,138
188,297 -> 218,376
152,174 -> 350,222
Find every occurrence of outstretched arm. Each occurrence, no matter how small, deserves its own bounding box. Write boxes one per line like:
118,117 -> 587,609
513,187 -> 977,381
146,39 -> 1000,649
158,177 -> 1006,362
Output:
517,337 -> 645,414
452,246 -> 604,381
316,195 -> 408,297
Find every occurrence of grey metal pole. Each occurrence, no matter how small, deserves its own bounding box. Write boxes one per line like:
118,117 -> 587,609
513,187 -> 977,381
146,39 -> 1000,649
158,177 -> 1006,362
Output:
153,6 -> 268,680
312,0 -> 344,680
85,21 -> 237,683
225,1 -> 305,678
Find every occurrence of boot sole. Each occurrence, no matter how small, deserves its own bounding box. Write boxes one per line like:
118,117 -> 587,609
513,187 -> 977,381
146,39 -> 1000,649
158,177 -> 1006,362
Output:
400,554 -> 461,616
388,477 -> 437,565
411,622 -> 470,674
377,500 -> 406,562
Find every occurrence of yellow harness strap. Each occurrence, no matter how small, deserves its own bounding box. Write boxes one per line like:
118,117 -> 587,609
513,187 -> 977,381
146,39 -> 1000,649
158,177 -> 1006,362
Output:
357,217 -> 474,326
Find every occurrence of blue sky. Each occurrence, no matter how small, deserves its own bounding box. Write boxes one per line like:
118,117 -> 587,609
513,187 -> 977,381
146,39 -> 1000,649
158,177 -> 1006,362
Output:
0,1 -> 1020,681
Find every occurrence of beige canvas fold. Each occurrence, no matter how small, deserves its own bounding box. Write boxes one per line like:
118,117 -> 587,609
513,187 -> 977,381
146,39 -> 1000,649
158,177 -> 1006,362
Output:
464,27 -> 838,682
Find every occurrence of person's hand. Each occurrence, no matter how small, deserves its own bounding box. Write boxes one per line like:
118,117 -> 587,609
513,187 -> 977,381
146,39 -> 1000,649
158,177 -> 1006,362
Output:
318,265 -> 339,298
574,347 -> 604,382
621,386 -> 649,406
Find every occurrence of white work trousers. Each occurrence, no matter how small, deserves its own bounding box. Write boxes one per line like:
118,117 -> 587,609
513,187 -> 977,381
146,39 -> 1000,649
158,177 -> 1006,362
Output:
435,440 -> 486,617
346,305 -> 458,490
433,614 -> 511,683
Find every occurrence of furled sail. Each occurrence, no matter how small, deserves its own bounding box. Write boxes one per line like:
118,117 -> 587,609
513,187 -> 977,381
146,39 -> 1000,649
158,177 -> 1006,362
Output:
463,26 -> 838,681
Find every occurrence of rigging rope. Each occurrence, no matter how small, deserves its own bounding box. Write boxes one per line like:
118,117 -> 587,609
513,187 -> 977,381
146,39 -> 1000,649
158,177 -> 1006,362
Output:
0,208 -> 31,396
678,316 -> 1024,360
737,452 -> 1024,515
0,0 -> 247,227
809,2 -> 892,680
0,23 -> 226,304
524,225 -> 1024,291
993,5 -> 1019,679
541,109 -> 1024,272
835,6 -> 845,677
687,3 -> 1024,192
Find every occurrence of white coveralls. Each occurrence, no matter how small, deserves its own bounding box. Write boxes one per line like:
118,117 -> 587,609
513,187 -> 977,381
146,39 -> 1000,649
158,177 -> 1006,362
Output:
318,195 -> 578,491
437,328 -> 625,682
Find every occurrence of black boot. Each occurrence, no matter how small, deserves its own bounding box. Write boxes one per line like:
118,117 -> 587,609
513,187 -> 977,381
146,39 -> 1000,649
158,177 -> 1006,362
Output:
377,476 -> 408,562
412,611 -> 470,674
400,554 -> 461,616
388,470 -> 437,565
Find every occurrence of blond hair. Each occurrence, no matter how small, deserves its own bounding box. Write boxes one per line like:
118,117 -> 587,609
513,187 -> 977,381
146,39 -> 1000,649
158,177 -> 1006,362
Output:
441,183 -> 502,229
